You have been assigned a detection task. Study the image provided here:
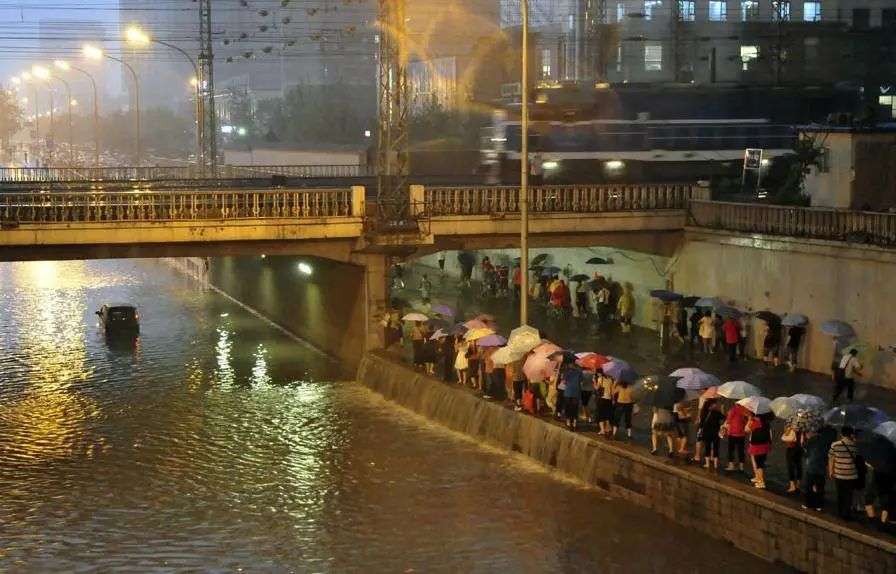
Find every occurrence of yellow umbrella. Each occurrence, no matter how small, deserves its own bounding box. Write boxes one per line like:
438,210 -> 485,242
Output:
464,327 -> 495,341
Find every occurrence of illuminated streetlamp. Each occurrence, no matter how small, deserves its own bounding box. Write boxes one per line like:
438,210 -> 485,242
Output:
84,44 -> 142,164
125,26 -> 202,168
55,59 -> 101,166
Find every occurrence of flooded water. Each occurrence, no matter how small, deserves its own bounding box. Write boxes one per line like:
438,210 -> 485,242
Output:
0,259 -> 787,572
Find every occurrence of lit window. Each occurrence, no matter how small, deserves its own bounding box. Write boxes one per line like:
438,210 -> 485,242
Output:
616,44 -> 623,72
568,14 -> 575,30
803,1 -> 821,21
616,2 -> 626,22
644,0 -> 662,20
741,0 -> 759,20
709,0 -> 727,21
772,1 -> 790,20
879,95 -> 896,119
644,44 -> 663,71
678,0 -> 695,21
541,48 -> 552,78
740,45 -> 759,71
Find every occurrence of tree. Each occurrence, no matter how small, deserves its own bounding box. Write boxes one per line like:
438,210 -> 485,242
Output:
0,87 -> 23,145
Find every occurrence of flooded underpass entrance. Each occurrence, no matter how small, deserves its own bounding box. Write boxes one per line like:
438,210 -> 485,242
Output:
0,259 -> 789,572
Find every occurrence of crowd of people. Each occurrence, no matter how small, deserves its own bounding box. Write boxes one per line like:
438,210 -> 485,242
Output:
380,255 -> 893,531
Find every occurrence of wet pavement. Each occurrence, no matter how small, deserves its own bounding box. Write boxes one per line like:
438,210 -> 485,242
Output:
394,261 -> 896,537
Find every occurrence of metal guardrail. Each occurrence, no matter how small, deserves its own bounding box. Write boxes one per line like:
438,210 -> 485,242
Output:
0,189 -> 355,223
688,200 -> 896,247
0,164 -> 369,183
424,183 -> 697,216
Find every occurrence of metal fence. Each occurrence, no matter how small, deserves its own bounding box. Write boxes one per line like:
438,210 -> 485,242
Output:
688,200 -> 896,247
423,183 -> 696,216
0,189 -> 355,223
0,164 -> 368,183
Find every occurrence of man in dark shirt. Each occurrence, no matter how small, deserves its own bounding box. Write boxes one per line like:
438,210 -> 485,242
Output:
786,326 -> 806,372
802,426 -> 835,511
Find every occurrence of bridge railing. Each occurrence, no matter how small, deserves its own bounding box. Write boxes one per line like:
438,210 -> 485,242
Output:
422,183 -> 697,216
688,200 -> 896,247
0,188 -> 357,223
0,164 -> 368,182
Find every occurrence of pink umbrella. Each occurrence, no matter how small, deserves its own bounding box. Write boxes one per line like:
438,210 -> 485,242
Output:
532,342 -> 562,358
475,313 -> 497,326
701,386 -> 719,400
523,352 -> 559,382
463,319 -> 488,330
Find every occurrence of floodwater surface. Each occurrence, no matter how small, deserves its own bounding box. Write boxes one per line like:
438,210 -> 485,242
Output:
0,259 -> 789,572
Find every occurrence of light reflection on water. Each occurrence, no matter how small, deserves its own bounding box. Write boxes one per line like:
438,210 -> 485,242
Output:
0,259 -> 785,572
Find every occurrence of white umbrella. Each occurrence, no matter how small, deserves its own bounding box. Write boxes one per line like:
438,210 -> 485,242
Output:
491,346 -> 525,367
770,396 -> 800,419
790,393 -> 826,411
508,325 -> 542,353
737,396 -> 772,415
402,312 -> 429,322
717,381 -> 762,400
669,367 -> 705,378
675,371 -> 720,390
873,421 -> 896,444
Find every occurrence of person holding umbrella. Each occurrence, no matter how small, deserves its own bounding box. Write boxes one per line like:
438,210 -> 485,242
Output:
617,282 -> 635,334
699,311 -> 715,354
723,402 -> 748,472
759,313 -> 782,366
411,321 -> 426,369
802,424 -> 835,512
744,406 -> 774,489
698,400 -> 726,470
834,348 -> 863,405
722,314 -> 740,363
613,379 -> 636,439
593,368 -> 615,437
560,362 -> 585,431
781,420 -> 804,494
786,325 -> 806,372
828,425 -> 862,520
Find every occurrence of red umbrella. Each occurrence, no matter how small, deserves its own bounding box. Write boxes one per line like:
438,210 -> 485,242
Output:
576,353 -> 609,371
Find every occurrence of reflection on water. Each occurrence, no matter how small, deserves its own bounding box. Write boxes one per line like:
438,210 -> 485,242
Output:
0,259 -> 785,572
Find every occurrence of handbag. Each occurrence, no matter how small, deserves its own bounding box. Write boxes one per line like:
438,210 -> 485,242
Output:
718,423 -> 729,439
781,428 -> 797,444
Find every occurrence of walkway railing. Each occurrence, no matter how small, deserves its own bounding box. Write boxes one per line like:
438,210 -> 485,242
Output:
424,183 -> 697,216
0,189 -> 356,223
0,164 -> 368,183
689,200 -> 896,247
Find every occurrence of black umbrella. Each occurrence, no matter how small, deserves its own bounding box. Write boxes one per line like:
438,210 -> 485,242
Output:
755,310 -> 781,324
858,434 -> 896,475
635,376 -> 685,409
586,256 -> 612,265
650,289 -> 683,302
457,251 -> 476,266
532,253 -> 550,265
680,296 -> 701,308
547,349 -> 577,364
570,274 -> 590,282
529,265 -> 544,272
824,405 -> 890,431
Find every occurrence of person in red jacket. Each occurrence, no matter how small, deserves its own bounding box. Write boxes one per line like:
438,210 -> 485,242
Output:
723,403 -> 748,472
722,317 -> 740,363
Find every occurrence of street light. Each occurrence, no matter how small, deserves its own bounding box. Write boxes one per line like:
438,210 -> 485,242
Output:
31,65 -> 58,163
84,43 -> 141,164
519,0 -> 531,325
55,59 -> 101,166
125,26 -> 202,168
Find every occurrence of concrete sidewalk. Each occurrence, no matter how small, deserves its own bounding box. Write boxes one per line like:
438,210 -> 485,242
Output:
392,261 -> 896,534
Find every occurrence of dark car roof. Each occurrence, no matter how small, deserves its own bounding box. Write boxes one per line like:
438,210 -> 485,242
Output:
106,303 -> 137,309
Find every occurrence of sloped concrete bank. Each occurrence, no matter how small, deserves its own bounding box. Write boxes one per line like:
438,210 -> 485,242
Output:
358,352 -> 896,574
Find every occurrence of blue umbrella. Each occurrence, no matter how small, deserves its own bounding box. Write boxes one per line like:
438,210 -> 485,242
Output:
603,359 -> 638,383
650,289 -> 683,302
824,405 -> 889,430
821,320 -> 855,338
540,266 -> 561,277
431,303 -> 455,318
695,297 -> 724,309
715,306 -> 741,319
782,313 -> 809,327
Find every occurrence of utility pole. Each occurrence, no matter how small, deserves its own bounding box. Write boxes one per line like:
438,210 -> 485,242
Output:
376,0 -> 410,224
199,0 -> 217,175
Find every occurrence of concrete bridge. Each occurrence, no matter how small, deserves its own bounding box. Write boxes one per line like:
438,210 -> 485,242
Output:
0,164 -> 370,183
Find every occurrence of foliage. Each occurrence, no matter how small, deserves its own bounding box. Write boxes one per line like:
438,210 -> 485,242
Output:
0,87 -> 23,143
409,97 -> 486,148
768,137 -> 824,205
254,84 -> 374,146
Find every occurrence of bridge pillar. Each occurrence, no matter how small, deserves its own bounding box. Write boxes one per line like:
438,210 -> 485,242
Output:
351,252 -> 390,352
351,186 -> 366,217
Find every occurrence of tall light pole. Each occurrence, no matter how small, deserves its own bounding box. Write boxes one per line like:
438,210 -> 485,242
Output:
84,44 -> 141,165
32,66 -> 56,163
55,60 -> 100,166
125,27 -> 202,167
520,0 -> 530,326
19,72 -> 41,163
38,67 -> 75,166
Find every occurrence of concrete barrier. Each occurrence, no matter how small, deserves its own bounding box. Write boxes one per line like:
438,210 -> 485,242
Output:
358,352 -> 896,574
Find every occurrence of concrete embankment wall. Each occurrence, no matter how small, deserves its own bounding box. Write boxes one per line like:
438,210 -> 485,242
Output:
358,352 -> 896,574
672,230 -> 896,390
414,247 -> 672,328
207,255 -> 367,375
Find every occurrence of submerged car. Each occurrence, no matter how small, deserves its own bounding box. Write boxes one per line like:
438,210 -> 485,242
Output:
96,304 -> 140,334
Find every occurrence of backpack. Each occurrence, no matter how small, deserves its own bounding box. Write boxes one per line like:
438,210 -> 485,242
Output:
522,389 -> 537,414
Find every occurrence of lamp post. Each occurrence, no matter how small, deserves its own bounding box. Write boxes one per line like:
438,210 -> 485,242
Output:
125,27 -> 202,168
83,44 -> 141,165
55,60 -> 100,167
31,66 -> 57,163
520,0 -> 530,326
19,72 -> 41,162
